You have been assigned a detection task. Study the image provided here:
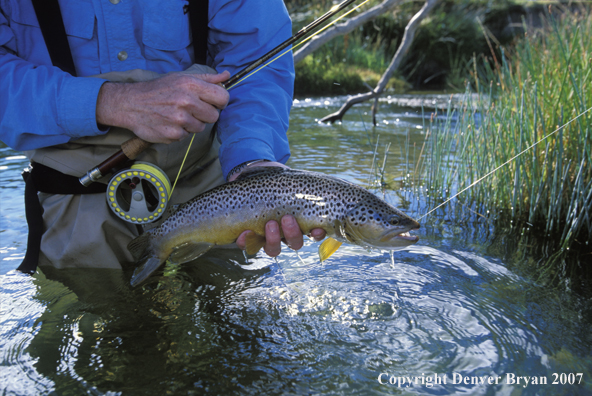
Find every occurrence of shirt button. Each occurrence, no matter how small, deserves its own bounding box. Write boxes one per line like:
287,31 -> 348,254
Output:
117,51 -> 128,61
109,0 -> 120,4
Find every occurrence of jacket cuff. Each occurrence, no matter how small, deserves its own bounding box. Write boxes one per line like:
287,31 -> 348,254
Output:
220,139 -> 284,180
57,77 -> 109,138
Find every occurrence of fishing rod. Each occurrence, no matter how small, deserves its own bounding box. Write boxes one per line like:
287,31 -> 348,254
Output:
79,0 -> 362,187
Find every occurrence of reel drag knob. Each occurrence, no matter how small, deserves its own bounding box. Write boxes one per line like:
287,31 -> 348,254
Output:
106,162 -> 171,224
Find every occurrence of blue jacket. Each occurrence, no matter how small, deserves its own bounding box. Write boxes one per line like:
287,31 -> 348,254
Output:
0,0 -> 295,178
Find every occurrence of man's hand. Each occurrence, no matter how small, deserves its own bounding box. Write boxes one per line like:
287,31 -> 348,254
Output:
96,71 -> 230,143
232,162 -> 327,257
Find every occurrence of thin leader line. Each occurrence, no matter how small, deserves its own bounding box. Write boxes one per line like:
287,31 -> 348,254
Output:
418,105 -> 592,220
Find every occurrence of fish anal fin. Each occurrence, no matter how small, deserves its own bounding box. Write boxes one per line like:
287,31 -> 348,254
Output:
318,237 -> 343,262
169,242 -> 213,264
244,232 -> 266,255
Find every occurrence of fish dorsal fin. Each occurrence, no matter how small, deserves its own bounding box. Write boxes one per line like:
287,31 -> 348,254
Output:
318,237 -> 343,262
234,166 -> 288,181
244,232 -> 267,255
169,242 -> 213,264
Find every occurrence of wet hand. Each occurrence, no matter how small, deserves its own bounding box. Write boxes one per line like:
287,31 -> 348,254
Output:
236,215 -> 326,257
96,71 -> 230,143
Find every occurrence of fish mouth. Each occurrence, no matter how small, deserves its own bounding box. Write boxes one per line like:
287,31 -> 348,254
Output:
379,221 -> 420,245
393,231 -> 419,243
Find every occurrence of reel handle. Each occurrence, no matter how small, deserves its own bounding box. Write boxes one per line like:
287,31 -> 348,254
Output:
79,137 -> 152,186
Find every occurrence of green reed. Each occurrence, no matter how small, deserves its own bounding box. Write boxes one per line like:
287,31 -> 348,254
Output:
418,8 -> 592,260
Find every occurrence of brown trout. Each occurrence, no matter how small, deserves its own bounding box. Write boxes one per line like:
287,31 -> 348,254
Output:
128,167 -> 419,286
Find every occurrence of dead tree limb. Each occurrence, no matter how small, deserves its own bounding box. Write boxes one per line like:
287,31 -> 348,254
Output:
319,0 -> 439,124
294,0 -> 404,64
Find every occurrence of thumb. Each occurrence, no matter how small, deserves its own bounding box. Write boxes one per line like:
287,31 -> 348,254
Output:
195,70 -> 231,85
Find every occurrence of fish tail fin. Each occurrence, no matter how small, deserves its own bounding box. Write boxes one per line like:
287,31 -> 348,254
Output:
130,255 -> 166,287
128,231 -> 166,287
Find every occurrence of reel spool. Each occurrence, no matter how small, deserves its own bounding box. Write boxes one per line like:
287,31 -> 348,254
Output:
106,162 -> 171,224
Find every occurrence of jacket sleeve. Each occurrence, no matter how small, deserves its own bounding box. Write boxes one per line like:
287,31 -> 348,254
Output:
0,9 -> 107,151
208,0 -> 295,179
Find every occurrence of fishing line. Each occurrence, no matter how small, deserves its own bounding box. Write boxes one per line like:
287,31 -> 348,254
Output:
169,134 -> 196,196
170,0 -> 372,195
418,105 -> 592,220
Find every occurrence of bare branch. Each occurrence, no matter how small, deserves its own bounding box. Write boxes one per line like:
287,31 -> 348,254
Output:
320,0 -> 439,124
294,0 -> 404,64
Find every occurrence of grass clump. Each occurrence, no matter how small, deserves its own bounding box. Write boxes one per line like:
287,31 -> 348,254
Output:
417,8 -> 591,277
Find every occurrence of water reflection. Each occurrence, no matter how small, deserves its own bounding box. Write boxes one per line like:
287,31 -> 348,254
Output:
4,235 -> 590,395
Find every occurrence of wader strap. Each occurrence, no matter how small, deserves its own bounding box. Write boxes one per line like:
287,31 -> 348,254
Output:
17,164 -> 107,274
190,0 -> 209,65
31,0 -> 77,76
33,0 -> 209,74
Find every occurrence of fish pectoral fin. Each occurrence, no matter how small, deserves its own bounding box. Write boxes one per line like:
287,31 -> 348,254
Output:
169,242 -> 213,264
127,232 -> 151,261
244,232 -> 266,255
318,237 -> 343,262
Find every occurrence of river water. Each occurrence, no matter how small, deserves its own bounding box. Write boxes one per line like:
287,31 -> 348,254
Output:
1,95 -> 591,395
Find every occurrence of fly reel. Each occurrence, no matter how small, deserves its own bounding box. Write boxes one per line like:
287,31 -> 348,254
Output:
106,162 -> 171,224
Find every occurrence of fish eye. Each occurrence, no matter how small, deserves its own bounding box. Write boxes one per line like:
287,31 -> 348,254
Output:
388,216 -> 400,226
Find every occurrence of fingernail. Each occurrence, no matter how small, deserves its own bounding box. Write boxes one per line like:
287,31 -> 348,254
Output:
282,216 -> 295,227
267,221 -> 279,234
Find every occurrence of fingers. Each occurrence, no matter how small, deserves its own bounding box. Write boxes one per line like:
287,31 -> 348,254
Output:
133,125 -> 190,144
281,215 -> 303,250
238,215 -> 312,258
118,71 -> 230,143
195,70 -> 230,85
186,72 -> 230,110
264,220 -> 282,257
309,228 -> 327,242
236,230 -> 249,250
263,216 -> 304,257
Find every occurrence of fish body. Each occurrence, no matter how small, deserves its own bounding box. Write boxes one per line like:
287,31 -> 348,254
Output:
128,167 -> 419,286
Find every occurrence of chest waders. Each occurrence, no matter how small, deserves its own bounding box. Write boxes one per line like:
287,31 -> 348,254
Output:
19,0 -> 215,274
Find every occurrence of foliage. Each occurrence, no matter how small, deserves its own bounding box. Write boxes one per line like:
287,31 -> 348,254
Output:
417,8 -> 592,277
294,34 -> 410,95
287,0 -> 527,94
